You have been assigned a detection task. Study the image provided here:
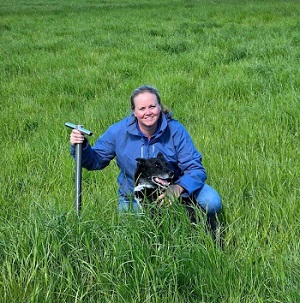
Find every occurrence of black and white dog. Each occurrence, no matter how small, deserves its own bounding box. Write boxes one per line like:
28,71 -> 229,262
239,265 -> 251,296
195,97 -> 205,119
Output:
134,152 -> 174,208
133,152 -> 202,223
133,153 -> 222,245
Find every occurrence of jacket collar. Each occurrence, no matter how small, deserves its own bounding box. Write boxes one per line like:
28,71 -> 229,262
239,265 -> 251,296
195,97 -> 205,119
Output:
126,113 -> 170,138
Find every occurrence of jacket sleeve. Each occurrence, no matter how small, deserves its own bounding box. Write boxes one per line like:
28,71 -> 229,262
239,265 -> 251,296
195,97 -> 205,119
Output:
70,126 -> 116,171
172,123 -> 207,195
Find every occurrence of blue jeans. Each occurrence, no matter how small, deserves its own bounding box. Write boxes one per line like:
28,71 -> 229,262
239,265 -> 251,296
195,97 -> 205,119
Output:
119,184 -> 222,215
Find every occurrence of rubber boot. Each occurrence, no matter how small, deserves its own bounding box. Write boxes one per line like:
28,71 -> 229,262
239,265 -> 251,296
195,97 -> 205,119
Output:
206,213 -> 223,249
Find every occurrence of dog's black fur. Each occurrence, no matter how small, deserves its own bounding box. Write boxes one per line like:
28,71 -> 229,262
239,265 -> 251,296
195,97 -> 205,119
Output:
133,152 -> 199,221
133,153 -> 222,247
134,152 -> 174,206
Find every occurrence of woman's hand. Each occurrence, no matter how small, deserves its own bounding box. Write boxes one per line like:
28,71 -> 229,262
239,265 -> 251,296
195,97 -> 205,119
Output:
70,129 -> 85,146
158,184 -> 184,207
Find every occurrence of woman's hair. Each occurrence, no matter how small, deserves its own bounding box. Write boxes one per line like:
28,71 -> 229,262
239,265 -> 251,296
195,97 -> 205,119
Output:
130,85 -> 169,114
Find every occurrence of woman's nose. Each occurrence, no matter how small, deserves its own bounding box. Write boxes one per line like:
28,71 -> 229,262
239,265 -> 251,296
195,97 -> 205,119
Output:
145,108 -> 152,115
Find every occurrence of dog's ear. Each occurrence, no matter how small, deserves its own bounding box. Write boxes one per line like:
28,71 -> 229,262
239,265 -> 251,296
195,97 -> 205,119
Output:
136,158 -> 146,166
157,152 -> 165,160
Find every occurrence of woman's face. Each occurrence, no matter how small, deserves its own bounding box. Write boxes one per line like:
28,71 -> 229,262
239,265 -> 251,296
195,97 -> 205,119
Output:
133,92 -> 161,129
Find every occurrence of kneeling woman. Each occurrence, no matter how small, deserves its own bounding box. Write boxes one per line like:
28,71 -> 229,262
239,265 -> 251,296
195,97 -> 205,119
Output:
70,85 -> 222,235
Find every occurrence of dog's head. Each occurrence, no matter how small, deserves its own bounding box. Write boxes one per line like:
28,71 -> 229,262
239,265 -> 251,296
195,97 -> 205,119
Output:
134,152 -> 174,188
134,152 -> 174,203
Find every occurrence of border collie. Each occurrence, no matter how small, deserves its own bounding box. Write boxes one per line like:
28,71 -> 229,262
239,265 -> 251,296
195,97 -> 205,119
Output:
133,152 -> 202,224
134,152 -> 174,207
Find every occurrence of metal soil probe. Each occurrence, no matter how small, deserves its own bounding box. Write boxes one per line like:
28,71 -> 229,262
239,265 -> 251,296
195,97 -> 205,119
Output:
65,122 -> 93,215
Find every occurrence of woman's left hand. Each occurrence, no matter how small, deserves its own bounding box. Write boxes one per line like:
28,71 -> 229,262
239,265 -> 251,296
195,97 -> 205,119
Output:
158,184 -> 184,207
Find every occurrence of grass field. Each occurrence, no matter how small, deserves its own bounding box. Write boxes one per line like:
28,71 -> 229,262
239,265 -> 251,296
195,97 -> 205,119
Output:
1,0 -> 299,302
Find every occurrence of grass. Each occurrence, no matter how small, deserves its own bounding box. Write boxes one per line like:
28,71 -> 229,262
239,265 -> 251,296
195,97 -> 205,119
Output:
0,0 -> 300,302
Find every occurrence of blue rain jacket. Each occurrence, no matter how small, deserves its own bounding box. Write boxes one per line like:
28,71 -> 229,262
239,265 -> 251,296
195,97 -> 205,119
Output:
71,113 -> 207,198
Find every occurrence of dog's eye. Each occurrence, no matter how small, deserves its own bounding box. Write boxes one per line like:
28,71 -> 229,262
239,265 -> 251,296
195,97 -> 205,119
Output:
155,162 -> 162,169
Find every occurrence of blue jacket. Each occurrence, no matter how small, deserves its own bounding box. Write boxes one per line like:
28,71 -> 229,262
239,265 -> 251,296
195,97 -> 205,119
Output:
71,113 -> 207,198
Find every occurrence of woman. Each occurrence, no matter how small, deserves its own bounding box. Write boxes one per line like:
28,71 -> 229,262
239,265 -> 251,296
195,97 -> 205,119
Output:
70,85 -> 222,229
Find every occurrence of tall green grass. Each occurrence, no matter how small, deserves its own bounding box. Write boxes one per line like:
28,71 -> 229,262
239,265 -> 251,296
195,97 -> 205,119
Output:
1,0 -> 299,302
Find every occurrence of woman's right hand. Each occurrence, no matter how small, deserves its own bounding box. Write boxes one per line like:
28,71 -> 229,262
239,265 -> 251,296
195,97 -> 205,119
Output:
70,129 -> 85,146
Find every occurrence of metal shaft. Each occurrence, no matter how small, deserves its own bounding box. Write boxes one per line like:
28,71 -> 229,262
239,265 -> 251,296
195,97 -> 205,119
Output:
65,122 -> 93,215
75,142 -> 83,215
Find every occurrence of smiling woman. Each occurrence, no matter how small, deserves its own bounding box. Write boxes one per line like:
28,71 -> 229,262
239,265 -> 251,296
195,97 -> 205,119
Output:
69,85 -> 222,238
132,91 -> 161,138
